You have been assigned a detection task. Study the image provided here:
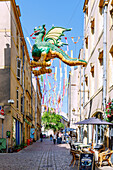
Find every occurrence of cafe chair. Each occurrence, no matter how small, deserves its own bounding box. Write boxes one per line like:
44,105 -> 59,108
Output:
98,149 -> 113,167
94,144 -> 105,153
69,149 -> 82,167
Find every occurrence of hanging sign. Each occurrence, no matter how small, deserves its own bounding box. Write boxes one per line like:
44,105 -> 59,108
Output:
6,131 -> 11,138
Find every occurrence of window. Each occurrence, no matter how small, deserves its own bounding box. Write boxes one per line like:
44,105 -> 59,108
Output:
16,29 -> 19,50
83,0 -> 88,14
85,36 -> 88,49
110,44 -> 113,54
90,63 -> 94,77
21,96 -> 23,113
99,0 -> 104,8
90,18 -> 95,34
111,0 -> 113,6
98,49 -> 103,65
110,7 -> 113,28
26,100 -> 28,114
85,75 -> 88,86
16,89 -> 19,109
17,58 -> 21,81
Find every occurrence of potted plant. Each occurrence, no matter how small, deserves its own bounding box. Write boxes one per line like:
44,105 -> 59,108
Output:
16,145 -> 21,152
23,143 -> 27,148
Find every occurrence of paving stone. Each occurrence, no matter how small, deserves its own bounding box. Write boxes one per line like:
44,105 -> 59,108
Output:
0,139 -> 113,170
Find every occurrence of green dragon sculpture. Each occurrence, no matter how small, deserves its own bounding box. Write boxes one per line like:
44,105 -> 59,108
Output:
30,24 -> 87,76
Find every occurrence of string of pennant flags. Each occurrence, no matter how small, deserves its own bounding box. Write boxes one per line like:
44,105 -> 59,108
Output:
26,35 -> 82,53
40,59 -> 69,113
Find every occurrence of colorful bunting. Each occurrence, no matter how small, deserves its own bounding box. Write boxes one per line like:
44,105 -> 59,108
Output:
71,36 -> 80,44
54,67 -> 57,81
64,37 -> 69,51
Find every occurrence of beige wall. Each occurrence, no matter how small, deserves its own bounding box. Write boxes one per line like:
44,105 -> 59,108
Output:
0,0 -> 42,147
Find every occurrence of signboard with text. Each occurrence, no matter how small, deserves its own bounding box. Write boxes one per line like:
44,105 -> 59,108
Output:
78,153 -> 95,170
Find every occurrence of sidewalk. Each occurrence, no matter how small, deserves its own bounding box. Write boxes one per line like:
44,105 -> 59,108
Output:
0,139 -> 113,170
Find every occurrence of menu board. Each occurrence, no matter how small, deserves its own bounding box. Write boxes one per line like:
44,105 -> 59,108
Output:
78,153 -> 95,170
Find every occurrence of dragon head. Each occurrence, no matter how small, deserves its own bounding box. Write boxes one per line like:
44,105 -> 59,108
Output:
33,24 -> 46,36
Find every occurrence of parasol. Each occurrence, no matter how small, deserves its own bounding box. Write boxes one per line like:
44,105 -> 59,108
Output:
74,117 -> 113,148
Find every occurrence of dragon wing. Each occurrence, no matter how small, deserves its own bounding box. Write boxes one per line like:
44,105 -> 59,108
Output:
44,26 -> 71,47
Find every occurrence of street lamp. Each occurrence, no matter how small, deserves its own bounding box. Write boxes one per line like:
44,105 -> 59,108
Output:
8,99 -> 14,104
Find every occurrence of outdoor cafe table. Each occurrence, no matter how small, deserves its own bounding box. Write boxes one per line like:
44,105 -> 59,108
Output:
73,143 -> 91,150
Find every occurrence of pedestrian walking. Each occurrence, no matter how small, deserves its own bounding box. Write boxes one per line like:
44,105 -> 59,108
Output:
53,132 -> 56,144
69,134 -> 72,145
40,133 -> 43,142
57,132 -> 59,144
50,134 -> 53,141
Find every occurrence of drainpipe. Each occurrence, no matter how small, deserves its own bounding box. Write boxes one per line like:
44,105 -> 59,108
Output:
83,11 -> 88,143
103,0 -> 107,114
22,45 -> 25,143
80,66 -> 82,141
31,70 -> 33,122
83,11 -> 86,109
102,0 -> 108,143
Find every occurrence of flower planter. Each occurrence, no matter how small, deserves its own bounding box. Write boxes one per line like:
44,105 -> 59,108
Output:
17,149 -> 21,152
24,146 -> 27,148
106,100 -> 113,122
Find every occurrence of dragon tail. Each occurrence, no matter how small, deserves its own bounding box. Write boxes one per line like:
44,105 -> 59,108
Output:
52,48 -> 87,67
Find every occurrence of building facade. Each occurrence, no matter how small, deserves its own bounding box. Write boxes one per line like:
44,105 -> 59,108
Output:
68,0 -> 113,147
0,0 -> 42,151
82,0 -> 113,147
68,49 -> 85,141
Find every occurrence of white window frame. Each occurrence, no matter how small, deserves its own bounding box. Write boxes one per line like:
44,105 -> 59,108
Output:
17,58 -> 21,82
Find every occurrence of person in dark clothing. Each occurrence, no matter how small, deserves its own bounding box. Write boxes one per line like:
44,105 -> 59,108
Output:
40,133 -> 43,142
50,134 -> 52,141
56,132 -> 59,144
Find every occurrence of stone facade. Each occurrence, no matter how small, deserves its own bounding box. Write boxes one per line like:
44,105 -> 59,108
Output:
68,0 -> 113,147
0,0 -> 42,150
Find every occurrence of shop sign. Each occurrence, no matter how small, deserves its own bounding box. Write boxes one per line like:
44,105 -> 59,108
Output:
6,131 -> 11,138
30,128 -> 35,139
24,118 -> 32,126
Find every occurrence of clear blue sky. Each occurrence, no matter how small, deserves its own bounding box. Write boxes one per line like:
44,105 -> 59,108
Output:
15,0 -> 85,114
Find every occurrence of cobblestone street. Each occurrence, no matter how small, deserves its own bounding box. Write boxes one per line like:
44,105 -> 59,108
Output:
0,139 -> 113,170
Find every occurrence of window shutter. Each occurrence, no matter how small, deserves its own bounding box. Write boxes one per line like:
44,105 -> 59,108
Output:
17,58 -> 21,82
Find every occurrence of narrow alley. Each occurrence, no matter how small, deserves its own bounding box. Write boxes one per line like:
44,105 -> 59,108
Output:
0,139 -> 113,170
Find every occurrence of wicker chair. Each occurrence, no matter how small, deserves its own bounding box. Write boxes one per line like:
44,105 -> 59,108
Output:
69,149 -> 82,167
98,149 -> 113,167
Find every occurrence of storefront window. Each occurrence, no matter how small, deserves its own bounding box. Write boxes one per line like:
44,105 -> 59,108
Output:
13,118 -> 16,146
95,112 -> 104,144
